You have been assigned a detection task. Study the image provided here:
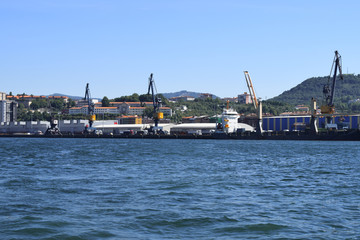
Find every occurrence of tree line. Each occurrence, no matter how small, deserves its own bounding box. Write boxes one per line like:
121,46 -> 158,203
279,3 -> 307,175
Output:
16,72 -> 360,123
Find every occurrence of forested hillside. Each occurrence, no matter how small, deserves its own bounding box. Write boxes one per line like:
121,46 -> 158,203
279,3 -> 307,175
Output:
161,90 -> 219,99
270,74 -> 360,106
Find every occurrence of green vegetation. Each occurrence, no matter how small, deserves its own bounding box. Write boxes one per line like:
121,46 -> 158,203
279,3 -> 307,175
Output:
112,93 -> 169,105
17,111 -> 52,121
16,94 -> 294,122
101,96 -> 110,107
29,98 -> 75,111
169,98 -> 223,117
17,98 -> 76,121
113,93 -> 140,102
166,98 -> 294,122
15,73 -> 360,122
30,98 -> 48,109
143,107 -> 154,118
270,74 -> 360,113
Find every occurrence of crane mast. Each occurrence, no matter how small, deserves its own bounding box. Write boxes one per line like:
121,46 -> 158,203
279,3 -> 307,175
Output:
244,71 -> 258,109
147,73 -> 163,129
321,50 -> 343,114
84,83 -> 96,128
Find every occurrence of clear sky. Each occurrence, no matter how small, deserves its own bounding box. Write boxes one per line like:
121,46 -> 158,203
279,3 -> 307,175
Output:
1,0 -> 359,100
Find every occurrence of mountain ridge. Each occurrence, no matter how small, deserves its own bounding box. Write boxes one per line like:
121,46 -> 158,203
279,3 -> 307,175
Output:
160,90 -> 219,99
48,74 -> 360,105
269,74 -> 360,105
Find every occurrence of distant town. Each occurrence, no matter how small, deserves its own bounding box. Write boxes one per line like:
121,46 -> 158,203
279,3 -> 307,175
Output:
0,90 -> 309,124
1,68 -> 360,138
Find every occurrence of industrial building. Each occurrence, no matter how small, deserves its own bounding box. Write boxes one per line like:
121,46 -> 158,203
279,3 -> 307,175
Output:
168,96 -> 195,102
0,117 -> 254,136
262,114 -> 360,131
238,92 -> 253,104
0,120 -> 88,134
117,116 -> 142,124
0,121 -> 50,134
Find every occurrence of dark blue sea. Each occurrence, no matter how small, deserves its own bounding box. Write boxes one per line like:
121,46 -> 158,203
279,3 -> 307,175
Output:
0,138 -> 359,239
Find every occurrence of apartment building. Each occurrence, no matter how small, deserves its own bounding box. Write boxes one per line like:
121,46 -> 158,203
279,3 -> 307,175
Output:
0,92 -> 17,122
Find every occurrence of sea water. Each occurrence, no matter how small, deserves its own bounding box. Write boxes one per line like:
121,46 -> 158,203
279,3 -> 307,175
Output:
0,138 -> 359,239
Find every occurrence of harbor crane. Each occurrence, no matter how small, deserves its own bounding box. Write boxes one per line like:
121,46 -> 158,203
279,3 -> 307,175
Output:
244,71 -> 259,109
320,50 -> 343,115
244,71 -> 263,134
147,73 -> 163,132
84,83 -> 96,131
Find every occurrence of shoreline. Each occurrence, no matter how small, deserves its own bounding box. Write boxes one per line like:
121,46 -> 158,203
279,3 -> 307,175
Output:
1,129 -> 360,141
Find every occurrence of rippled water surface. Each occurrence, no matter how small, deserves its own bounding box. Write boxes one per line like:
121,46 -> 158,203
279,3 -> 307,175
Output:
1,138 -> 360,239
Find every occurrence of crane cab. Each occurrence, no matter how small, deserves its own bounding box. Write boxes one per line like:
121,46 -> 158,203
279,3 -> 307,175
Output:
155,112 -> 163,120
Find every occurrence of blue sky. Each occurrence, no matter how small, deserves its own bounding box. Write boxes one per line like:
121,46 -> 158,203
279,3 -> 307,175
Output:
1,0 -> 359,99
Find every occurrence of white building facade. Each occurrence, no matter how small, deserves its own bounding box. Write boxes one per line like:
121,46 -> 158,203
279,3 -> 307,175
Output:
0,92 -> 17,122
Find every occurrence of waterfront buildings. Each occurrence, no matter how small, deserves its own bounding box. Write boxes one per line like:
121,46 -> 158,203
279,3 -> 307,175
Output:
169,96 -> 195,102
75,98 -> 98,107
0,92 -> 17,122
238,92 -> 253,104
69,102 -> 173,116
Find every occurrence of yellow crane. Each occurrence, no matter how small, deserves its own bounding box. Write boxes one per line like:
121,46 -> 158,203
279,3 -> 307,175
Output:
320,50 -> 343,115
244,71 -> 258,109
243,71 -> 263,134
83,83 -> 97,134
147,73 -> 163,133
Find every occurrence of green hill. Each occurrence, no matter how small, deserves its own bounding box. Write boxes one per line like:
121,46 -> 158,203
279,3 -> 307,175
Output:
270,74 -> 360,106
